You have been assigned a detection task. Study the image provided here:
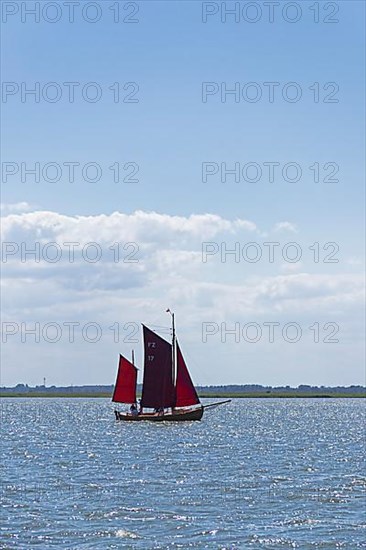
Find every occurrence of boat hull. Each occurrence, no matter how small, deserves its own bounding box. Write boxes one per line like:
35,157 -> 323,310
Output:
114,407 -> 204,422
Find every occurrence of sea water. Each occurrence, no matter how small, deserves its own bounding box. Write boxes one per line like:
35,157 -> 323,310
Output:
1,398 -> 365,548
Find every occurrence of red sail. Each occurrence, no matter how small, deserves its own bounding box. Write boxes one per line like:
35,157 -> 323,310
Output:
175,342 -> 200,408
141,325 -> 175,409
112,355 -> 137,404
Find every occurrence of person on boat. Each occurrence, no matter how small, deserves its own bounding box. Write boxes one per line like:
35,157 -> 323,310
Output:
130,403 -> 138,416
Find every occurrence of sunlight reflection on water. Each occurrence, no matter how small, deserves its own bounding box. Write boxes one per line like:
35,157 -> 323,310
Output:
1,398 -> 365,548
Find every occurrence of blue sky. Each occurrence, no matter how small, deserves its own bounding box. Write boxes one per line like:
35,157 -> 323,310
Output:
1,1 -> 365,386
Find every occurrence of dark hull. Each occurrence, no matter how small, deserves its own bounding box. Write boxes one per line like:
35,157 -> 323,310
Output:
115,407 -> 204,422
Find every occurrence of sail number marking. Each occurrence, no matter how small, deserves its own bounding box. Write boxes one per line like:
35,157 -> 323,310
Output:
147,342 -> 156,361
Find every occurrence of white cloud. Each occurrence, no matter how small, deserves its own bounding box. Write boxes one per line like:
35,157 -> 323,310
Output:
1,209 -> 364,386
280,262 -> 303,273
1,209 -> 257,244
0,202 -> 34,214
346,256 -> 364,266
1,208 -> 363,315
273,221 -> 298,233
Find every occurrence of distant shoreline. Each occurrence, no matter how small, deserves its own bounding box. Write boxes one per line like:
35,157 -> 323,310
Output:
1,392 -> 365,398
2,384 -> 365,399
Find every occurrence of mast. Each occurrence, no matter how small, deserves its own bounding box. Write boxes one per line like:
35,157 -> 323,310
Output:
132,349 -> 135,366
166,309 -> 177,387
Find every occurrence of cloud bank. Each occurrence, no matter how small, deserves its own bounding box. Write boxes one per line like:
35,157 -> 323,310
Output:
1,208 -> 364,386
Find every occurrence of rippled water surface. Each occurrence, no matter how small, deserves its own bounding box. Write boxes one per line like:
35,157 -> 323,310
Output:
1,398 -> 365,548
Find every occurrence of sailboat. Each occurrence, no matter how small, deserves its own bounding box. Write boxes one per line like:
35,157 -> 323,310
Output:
112,310 -> 230,421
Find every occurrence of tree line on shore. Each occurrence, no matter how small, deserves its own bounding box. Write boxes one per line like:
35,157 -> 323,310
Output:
1,383 -> 365,397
